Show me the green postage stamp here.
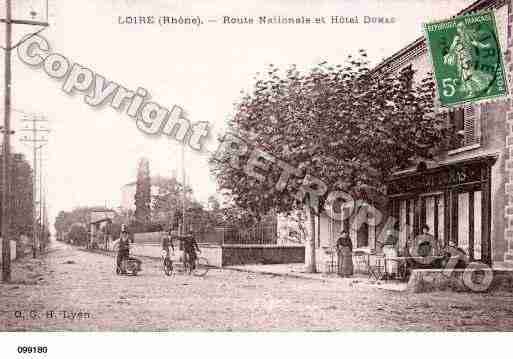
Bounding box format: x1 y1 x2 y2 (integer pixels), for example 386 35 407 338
424 11 509 108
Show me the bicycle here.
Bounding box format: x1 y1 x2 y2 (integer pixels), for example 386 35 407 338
183 252 210 277
161 249 173 276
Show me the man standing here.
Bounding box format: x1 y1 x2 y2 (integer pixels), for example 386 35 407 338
335 230 353 277
443 240 468 269
116 225 131 274
182 232 201 273
415 225 437 257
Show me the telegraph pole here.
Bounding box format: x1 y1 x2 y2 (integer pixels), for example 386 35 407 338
39 146 44 252
20 115 49 258
1 0 13 282
181 144 186 235
1 1 49 282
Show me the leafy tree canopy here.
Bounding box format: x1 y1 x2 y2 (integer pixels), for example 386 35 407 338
210 52 448 218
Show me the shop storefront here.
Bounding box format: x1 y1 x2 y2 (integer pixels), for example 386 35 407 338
387 155 497 265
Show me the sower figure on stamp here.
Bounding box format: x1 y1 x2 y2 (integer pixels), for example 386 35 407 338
443 21 493 98
336 230 353 277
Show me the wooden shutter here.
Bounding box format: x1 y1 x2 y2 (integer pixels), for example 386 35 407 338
463 105 477 145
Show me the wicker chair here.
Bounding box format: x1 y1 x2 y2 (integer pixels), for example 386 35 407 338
368 254 386 280
353 251 370 274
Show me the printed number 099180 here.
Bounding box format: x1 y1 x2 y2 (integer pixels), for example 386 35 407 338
17 346 48 354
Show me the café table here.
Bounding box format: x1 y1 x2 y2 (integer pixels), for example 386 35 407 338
382 256 445 281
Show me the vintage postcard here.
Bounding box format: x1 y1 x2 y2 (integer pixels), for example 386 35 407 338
0 0 512 357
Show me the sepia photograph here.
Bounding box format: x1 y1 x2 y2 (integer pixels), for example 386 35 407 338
0 0 513 356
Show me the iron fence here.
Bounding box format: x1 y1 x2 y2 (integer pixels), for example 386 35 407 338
221 224 277 245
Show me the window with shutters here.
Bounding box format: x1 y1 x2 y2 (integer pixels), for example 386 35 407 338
447 105 480 151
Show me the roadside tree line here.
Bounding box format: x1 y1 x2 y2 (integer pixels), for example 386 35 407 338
0 153 50 254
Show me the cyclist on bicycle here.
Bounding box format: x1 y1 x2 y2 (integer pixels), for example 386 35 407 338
182 232 200 271
162 231 175 259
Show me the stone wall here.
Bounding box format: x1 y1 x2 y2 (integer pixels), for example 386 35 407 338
222 245 305 266
133 231 164 245
129 243 303 267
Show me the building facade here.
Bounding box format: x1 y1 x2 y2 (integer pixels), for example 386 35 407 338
312 0 513 271
120 177 167 211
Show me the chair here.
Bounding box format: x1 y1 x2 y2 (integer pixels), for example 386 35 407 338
323 247 336 273
368 254 386 281
353 251 370 275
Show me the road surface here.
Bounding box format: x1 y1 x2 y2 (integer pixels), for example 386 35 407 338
1 242 513 330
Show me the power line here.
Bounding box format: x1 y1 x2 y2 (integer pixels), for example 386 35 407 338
19 114 49 259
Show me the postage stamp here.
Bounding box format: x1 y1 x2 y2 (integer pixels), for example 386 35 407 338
424 11 509 109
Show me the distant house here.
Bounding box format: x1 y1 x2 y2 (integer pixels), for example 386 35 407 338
120 175 174 211
89 210 116 248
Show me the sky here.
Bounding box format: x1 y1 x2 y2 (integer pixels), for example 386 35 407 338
0 0 474 226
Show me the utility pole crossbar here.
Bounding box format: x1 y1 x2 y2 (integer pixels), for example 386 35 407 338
0 19 49 27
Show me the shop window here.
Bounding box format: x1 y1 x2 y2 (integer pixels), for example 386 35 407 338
448 105 479 150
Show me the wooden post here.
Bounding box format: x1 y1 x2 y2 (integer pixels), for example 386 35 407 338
444 191 451 247
451 190 459 245
413 198 419 236
1 0 12 282
434 195 439 242
481 166 492 265
305 205 317 273
468 191 475 261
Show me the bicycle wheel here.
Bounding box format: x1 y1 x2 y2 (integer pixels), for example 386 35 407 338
163 257 173 276
193 257 209 277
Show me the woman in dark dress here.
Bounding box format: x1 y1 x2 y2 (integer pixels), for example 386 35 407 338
336 230 353 277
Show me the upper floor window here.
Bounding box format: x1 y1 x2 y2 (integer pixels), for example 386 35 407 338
399 64 414 90
447 105 480 150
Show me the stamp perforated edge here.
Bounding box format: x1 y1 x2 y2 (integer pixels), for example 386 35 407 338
421 9 511 112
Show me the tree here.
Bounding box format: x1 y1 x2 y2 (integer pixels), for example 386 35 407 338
54 206 110 239
54 211 69 239
67 224 88 245
218 205 260 228
207 195 221 211
0 154 34 254
10 154 34 237
210 53 448 272
134 157 151 226
151 176 193 230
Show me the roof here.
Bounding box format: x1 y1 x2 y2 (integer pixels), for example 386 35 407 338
90 218 113 225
